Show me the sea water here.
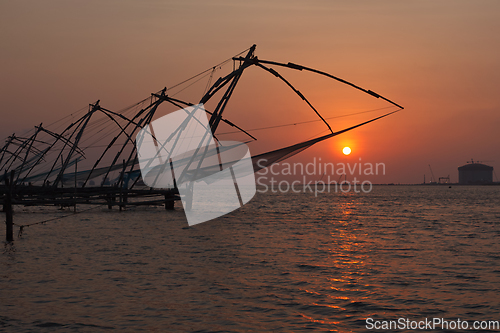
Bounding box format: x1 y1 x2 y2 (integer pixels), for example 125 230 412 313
1 185 500 332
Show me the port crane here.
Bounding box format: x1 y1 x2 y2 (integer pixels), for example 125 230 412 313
428 165 436 183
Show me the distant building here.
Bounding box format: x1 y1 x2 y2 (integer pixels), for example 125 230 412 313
458 161 493 184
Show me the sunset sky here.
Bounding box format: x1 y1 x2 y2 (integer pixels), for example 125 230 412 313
2 0 499 184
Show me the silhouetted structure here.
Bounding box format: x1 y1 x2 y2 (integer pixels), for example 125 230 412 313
458 160 493 184
1 45 403 214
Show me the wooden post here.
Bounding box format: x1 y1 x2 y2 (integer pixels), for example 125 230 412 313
165 194 175 210
119 159 125 212
107 192 113 209
165 160 176 208
4 170 14 243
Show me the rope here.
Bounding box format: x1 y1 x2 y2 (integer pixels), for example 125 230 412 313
167 46 251 93
203 67 217 96
217 105 397 135
170 71 214 97
14 205 101 237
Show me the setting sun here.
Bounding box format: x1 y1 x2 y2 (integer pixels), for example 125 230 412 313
342 146 351 155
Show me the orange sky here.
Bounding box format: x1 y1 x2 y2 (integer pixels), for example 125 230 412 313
1 0 500 183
